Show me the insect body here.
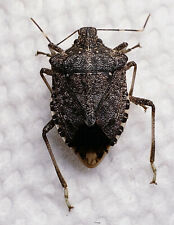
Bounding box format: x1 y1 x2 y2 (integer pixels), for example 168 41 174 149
31 15 157 211
50 27 130 168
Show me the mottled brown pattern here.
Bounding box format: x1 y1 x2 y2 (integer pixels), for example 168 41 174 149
96 69 128 141
49 27 129 157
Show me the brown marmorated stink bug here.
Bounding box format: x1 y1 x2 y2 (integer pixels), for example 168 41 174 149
31 14 157 211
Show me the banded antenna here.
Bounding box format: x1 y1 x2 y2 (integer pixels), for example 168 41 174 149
30 18 52 43
97 14 150 32
31 14 150 46
57 30 78 46
31 17 78 46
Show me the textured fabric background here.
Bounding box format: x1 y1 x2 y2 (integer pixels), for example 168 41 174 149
0 0 174 225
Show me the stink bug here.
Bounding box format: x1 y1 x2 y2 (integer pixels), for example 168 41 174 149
31 14 157 211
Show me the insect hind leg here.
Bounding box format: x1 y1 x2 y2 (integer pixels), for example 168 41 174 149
42 120 74 211
129 96 157 185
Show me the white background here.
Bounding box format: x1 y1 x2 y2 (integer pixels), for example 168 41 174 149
0 0 174 225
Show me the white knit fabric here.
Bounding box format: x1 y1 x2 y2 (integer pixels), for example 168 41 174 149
0 0 174 224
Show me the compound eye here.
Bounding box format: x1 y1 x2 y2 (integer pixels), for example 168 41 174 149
74 39 79 45
97 38 103 44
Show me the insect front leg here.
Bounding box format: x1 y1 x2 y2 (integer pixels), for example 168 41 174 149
113 42 128 51
35 44 65 57
42 120 74 211
35 51 52 57
113 42 141 53
123 43 141 53
129 96 157 185
48 43 67 56
40 68 54 93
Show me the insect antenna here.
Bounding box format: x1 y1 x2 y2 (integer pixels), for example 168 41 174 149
30 18 52 43
56 30 78 46
97 14 150 32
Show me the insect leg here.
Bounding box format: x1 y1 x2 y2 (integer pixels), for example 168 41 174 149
42 120 74 211
35 51 51 57
123 43 141 53
126 61 137 97
113 42 128 51
114 43 141 53
48 43 66 56
40 68 53 93
129 96 157 185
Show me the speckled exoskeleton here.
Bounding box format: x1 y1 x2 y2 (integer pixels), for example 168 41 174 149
31 14 156 211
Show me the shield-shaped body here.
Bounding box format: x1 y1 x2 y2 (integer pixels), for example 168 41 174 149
49 27 129 167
